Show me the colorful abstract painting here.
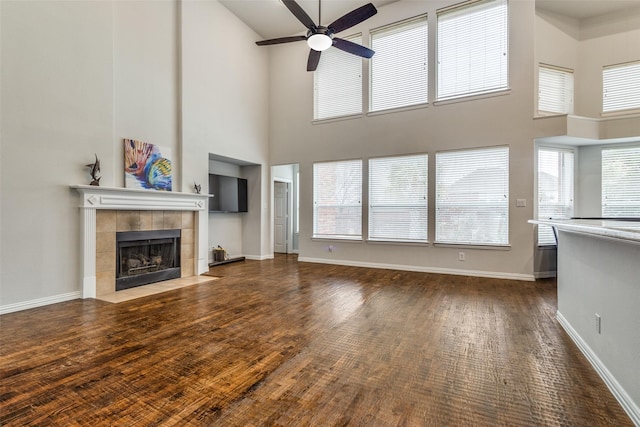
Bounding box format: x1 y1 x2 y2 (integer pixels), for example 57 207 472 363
124 139 172 191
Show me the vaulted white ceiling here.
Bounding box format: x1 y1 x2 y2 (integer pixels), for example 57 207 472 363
219 0 397 40
219 0 640 41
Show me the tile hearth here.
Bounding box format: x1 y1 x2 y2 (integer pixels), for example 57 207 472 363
96 275 218 303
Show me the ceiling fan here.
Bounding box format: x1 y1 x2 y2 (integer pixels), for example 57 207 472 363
255 0 377 72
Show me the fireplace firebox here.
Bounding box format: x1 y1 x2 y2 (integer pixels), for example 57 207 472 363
116 229 181 291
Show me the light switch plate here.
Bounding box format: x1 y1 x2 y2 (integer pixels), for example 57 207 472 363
516 199 526 207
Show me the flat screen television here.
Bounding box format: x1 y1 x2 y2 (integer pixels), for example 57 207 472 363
208 174 248 213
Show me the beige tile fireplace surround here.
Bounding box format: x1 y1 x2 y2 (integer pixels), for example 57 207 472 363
72 186 210 300
95 210 195 297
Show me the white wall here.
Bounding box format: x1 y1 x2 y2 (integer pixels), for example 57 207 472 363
533 7 640 276
1 0 114 306
534 10 579 115
268 0 537 279
577 9 640 118
535 8 640 119
181 0 270 261
114 0 180 188
557 231 640 421
0 0 270 309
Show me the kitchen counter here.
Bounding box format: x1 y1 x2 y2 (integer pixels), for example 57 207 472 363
529 218 640 425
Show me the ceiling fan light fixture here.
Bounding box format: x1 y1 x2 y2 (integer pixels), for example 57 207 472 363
307 33 332 51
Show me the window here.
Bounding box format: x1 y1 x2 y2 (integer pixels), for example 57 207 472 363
537 147 574 245
369 154 428 242
313 159 362 239
538 64 574 115
602 145 640 217
314 34 363 120
370 15 428 112
436 146 509 245
603 61 640 114
437 0 508 101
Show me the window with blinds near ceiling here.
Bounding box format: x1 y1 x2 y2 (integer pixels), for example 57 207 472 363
313 159 363 239
602 61 640 114
537 147 574 245
314 34 363 120
437 0 508 101
369 154 428 242
436 146 509 245
538 64 574 115
370 15 428 112
602 145 640 217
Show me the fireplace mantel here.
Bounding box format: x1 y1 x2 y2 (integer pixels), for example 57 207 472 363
71 185 210 298
71 185 209 211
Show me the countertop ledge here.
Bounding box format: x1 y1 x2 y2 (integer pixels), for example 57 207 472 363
529 219 640 245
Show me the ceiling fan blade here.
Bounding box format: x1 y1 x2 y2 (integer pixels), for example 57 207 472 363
328 3 377 34
307 49 322 72
282 0 317 30
256 35 307 46
333 37 375 58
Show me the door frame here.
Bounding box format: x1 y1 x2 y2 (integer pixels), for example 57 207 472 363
273 178 293 254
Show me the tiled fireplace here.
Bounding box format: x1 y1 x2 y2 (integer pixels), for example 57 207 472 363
72 186 209 298
96 210 192 296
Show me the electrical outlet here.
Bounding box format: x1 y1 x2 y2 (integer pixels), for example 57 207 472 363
458 252 465 261
595 313 601 334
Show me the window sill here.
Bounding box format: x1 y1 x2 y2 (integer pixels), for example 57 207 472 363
312 113 363 125
434 88 511 106
366 239 429 246
366 102 429 117
312 236 363 242
433 242 511 251
600 109 640 119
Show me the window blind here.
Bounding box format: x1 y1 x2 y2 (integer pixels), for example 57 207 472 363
603 61 640 114
602 145 640 217
368 154 428 242
313 159 362 239
436 146 509 245
538 65 574 115
537 148 574 245
314 34 363 120
370 15 428 112
437 0 508 101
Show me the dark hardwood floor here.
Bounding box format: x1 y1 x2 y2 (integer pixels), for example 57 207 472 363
0 255 632 426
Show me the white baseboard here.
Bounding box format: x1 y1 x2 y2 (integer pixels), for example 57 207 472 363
557 311 640 426
297 257 535 281
0 291 81 315
535 270 557 279
243 254 273 261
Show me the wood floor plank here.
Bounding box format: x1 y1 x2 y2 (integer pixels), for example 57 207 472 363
0 255 633 426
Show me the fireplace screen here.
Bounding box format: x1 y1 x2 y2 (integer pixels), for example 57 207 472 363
116 229 181 291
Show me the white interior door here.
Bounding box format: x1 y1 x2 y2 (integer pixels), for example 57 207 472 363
274 181 288 253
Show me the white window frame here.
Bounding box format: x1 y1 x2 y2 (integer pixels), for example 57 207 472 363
368 154 428 243
435 146 510 246
313 34 363 121
369 15 428 113
602 61 640 116
313 159 363 240
538 64 574 116
536 146 575 246
436 0 509 102
602 144 640 218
